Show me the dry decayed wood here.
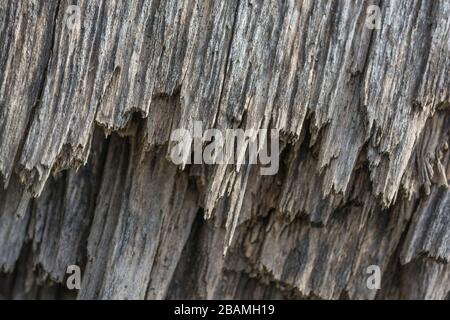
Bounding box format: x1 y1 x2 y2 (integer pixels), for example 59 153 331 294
0 0 449 300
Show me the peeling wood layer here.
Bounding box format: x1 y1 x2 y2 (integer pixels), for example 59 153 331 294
0 0 449 299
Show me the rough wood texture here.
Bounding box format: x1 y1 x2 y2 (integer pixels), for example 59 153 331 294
0 0 449 299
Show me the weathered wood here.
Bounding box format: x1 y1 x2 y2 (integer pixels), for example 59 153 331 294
0 0 449 299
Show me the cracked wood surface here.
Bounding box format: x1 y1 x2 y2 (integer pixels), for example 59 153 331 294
0 0 449 299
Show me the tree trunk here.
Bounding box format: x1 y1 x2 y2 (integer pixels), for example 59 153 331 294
0 0 449 300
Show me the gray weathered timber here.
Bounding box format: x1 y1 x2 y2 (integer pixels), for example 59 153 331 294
0 0 449 299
